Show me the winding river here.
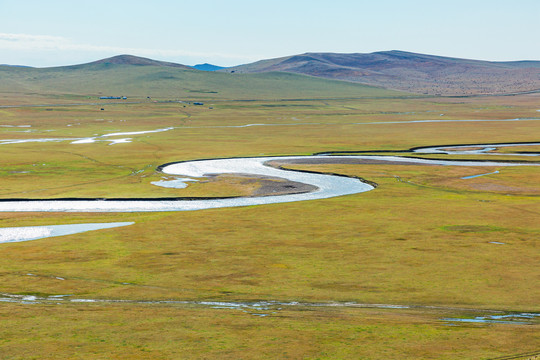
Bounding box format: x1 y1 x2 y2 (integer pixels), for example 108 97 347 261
1 142 539 323
0 143 538 212
413 142 540 156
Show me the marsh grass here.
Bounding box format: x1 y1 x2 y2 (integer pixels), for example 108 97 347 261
0 303 538 359
0 91 538 359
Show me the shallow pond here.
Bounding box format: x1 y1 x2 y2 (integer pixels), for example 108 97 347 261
0 222 134 243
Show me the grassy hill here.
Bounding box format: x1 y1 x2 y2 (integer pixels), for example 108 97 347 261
85 54 193 69
0 56 406 101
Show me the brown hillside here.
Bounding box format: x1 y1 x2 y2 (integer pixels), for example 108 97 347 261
222 51 540 95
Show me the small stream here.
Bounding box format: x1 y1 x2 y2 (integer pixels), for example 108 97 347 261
1 292 537 324
442 313 540 325
413 142 540 156
461 170 500 179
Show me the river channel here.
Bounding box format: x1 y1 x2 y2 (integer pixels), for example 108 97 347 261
0 142 538 212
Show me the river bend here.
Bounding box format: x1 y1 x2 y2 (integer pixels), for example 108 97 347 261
0 145 538 212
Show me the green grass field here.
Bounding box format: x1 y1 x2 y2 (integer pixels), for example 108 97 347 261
0 67 538 359
0 64 405 101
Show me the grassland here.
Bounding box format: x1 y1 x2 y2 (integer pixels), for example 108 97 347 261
0 71 538 359
0 63 404 101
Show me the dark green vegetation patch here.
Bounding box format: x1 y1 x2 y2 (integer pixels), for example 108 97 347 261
442 225 507 233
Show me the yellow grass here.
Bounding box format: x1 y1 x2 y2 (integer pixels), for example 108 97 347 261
0 92 538 359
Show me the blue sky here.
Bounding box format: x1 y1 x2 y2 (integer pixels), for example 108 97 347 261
1 0 539 67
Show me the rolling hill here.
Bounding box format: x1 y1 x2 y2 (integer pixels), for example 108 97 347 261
0 55 403 101
83 54 193 69
4 51 539 99
222 51 540 95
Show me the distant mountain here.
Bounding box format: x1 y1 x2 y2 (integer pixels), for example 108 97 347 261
0 55 402 100
81 54 192 69
192 63 225 71
0 64 32 68
221 51 540 95
5 52 540 96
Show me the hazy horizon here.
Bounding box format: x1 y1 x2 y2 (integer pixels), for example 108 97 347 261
4 49 540 69
2 0 540 67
